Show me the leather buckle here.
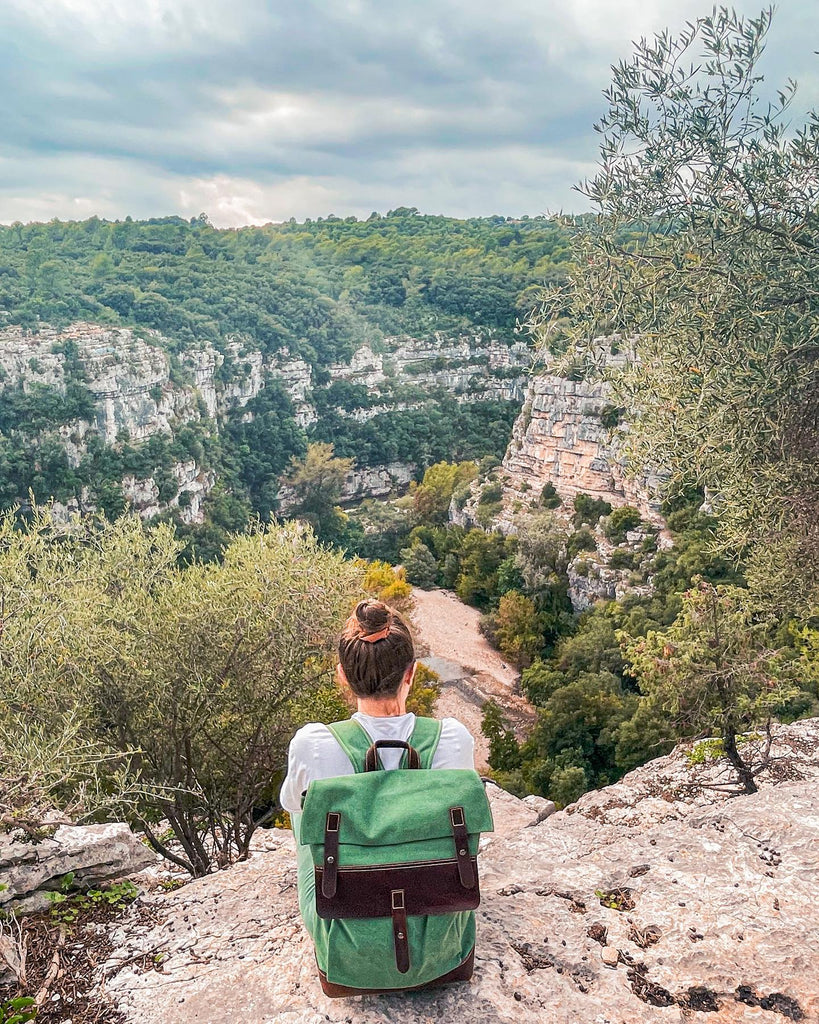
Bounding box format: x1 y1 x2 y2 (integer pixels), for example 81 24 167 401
326 812 340 832
449 805 476 889
390 889 410 973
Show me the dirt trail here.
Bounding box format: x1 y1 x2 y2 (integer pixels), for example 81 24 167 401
410 588 537 772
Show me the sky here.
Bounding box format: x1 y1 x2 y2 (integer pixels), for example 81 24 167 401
1 0 817 227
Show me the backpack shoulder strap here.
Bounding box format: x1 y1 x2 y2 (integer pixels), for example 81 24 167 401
327 716 443 772
326 719 372 774
409 716 443 770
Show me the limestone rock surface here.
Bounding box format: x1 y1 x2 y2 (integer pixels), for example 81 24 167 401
0 323 533 515
498 373 666 527
0 823 158 912
102 720 819 1024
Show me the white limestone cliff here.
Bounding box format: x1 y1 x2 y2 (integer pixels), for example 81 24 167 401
0 323 532 518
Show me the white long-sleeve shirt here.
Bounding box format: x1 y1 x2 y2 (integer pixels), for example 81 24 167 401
279 712 475 814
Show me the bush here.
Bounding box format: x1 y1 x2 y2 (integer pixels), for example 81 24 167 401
539 481 562 508
573 493 612 527
0 509 360 873
478 481 504 505
567 526 597 560
608 547 639 570
603 506 642 543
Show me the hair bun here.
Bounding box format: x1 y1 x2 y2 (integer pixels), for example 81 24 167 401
355 599 390 636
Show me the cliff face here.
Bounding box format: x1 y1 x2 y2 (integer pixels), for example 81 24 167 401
450 367 671 610
500 372 665 528
98 719 818 1024
0 323 531 518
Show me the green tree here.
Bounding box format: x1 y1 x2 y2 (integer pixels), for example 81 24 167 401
486 591 543 668
283 442 352 544
532 8 819 590
400 540 439 589
0 509 360 873
625 581 800 793
481 700 521 773
603 506 642 544
412 460 477 524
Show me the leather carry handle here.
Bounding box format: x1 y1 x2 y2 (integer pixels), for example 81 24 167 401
364 740 421 772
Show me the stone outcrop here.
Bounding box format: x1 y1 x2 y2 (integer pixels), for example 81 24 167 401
98 719 818 1023
0 823 157 913
566 525 659 612
329 334 532 411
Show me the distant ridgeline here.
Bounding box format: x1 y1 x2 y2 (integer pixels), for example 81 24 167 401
0 211 573 541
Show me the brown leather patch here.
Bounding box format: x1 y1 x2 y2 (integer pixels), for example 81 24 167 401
315 857 480 919
450 806 477 888
316 945 475 997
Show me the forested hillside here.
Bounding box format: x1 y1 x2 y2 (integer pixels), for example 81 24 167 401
0 212 573 545
0 210 570 357
0 211 649 554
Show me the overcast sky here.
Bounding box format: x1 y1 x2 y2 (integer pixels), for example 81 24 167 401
1 0 816 227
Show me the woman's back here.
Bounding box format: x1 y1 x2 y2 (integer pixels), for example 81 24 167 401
279 710 474 812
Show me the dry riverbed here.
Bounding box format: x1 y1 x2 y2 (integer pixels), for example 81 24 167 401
410 587 537 771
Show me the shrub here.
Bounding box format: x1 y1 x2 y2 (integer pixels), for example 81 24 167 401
539 481 562 509
608 547 639 570
603 506 642 543
0 509 360 874
573 492 612 527
567 526 597 560
478 481 504 505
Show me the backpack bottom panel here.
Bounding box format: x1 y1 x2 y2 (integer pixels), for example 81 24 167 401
316 944 475 998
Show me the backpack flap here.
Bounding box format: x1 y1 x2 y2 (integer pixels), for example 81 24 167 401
300 767 493 849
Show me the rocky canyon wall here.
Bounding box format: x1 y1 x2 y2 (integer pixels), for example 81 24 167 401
0 323 531 520
499 372 666 529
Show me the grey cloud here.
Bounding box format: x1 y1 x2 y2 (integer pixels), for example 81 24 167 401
1 0 817 224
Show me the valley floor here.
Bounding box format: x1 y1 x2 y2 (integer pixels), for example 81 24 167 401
410 587 537 771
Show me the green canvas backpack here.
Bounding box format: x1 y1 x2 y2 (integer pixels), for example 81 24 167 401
293 716 494 996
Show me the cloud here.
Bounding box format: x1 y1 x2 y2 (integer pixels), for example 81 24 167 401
1 0 817 225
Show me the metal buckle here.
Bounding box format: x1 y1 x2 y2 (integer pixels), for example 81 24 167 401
391 889 405 911
450 806 465 828
326 812 340 832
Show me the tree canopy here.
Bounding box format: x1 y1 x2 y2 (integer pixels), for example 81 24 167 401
530 7 819 595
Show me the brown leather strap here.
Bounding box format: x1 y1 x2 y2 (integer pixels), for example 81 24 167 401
391 889 410 973
322 812 340 898
450 806 476 889
364 740 421 772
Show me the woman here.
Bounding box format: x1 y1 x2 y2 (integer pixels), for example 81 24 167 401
280 598 485 996
279 598 474 812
